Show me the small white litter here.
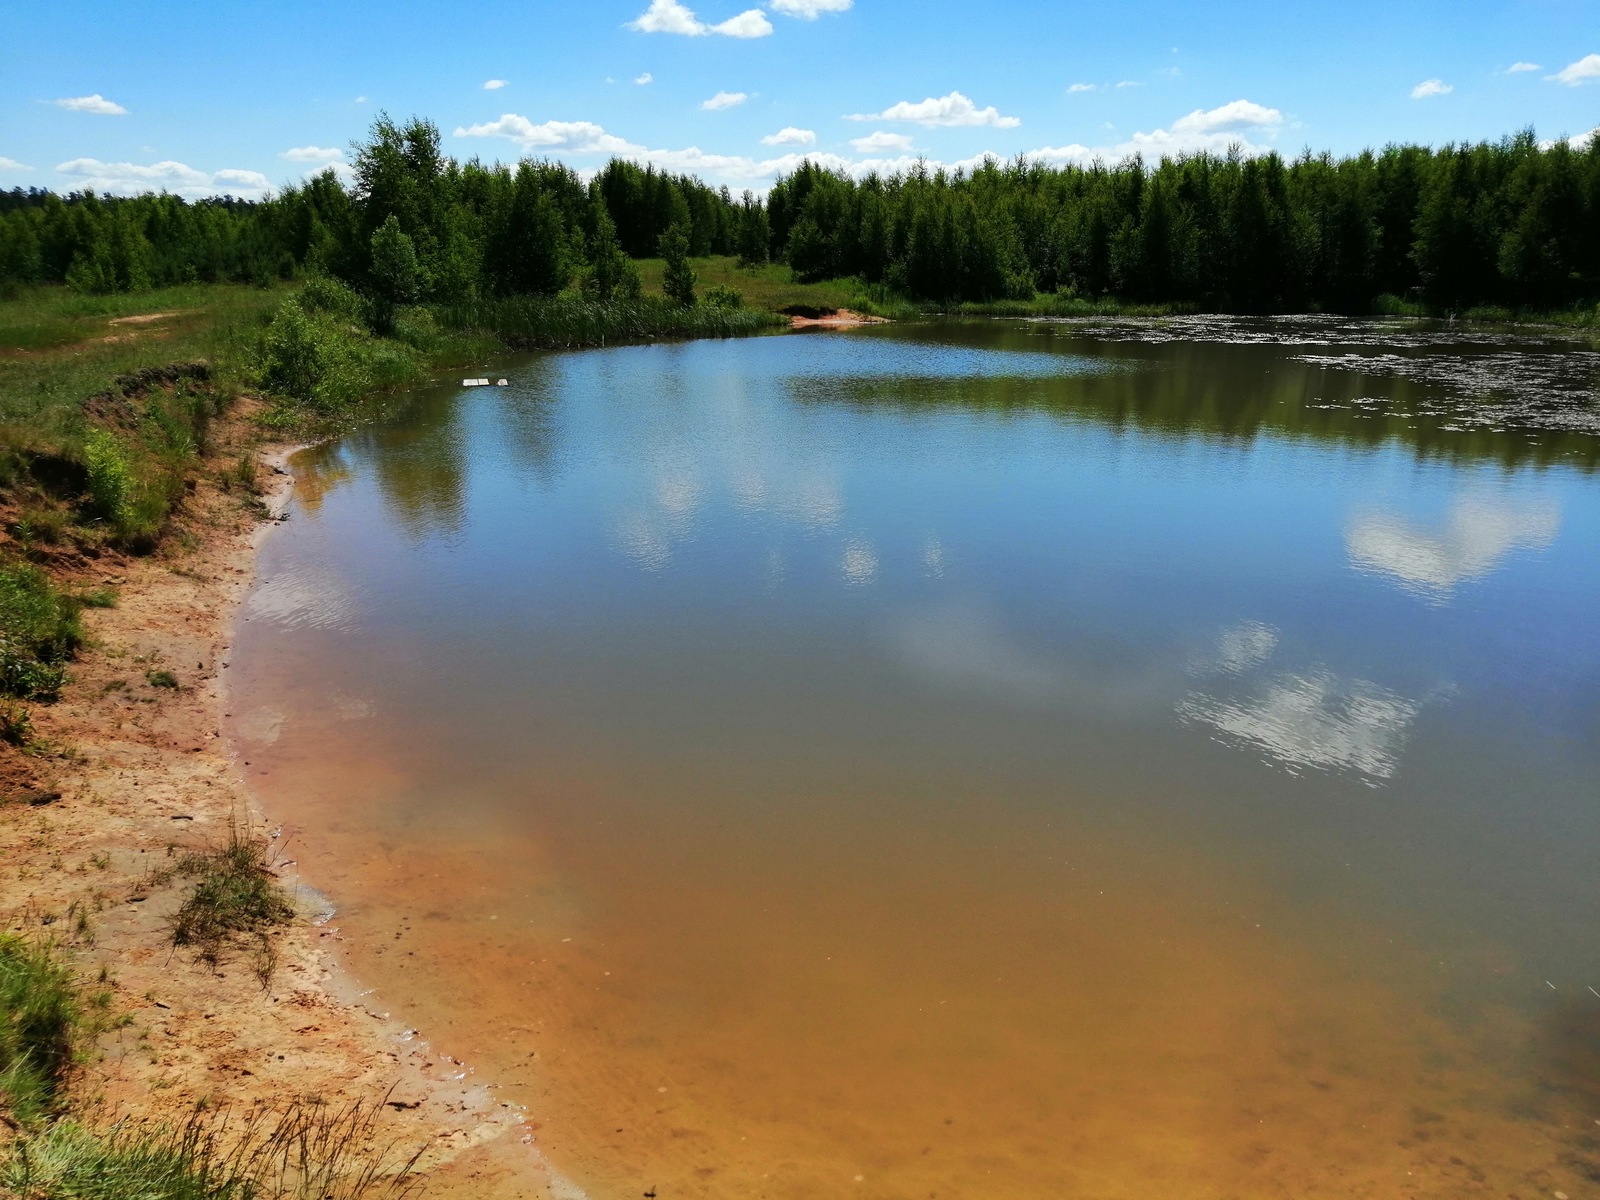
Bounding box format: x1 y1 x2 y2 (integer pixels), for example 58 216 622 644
496 378 509 386
462 377 491 387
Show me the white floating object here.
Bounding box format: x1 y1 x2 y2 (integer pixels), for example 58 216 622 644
461 377 491 387
496 378 509 386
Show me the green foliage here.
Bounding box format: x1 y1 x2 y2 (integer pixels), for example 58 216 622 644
81 427 132 525
0 562 82 700
581 204 642 303
0 936 79 1124
766 132 1600 310
659 224 697 307
146 668 178 689
702 283 744 309
438 295 782 350
6 120 1599 315
295 273 365 322
369 216 423 305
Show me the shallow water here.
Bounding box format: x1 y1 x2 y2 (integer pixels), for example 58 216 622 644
232 318 1600 1198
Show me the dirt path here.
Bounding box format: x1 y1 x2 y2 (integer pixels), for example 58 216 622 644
0 402 571 1198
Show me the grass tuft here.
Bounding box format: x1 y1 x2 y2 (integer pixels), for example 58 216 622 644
171 828 294 979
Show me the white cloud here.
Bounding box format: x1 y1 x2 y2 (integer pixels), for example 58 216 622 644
1411 78 1453 98
1028 97 1284 165
1549 53 1600 85
281 145 344 163
702 90 748 110
635 72 654 85
1067 82 1097 93
483 79 509 90
712 9 774 36
55 157 272 199
52 94 128 115
1506 61 1541 73
627 0 773 37
354 95 368 104
0 156 33 172
1171 99 1284 134
453 115 638 154
1538 125 1600 149
847 90 1020 128
1115 80 1142 89
769 0 851 16
850 130 914 152
761 126 815 145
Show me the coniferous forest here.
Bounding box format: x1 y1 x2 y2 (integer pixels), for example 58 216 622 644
2 116 1598 314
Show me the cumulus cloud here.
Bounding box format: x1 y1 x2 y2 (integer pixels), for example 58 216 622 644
1170 98 1283 134
453 115 638 154
635 72 653 84
769 0 851 16
702 90 748 110
1411 78 1453 98
52 94 127 115
850 130 914 152
761 126 815 145
281 145 344 163
847 90 1020 128
1067 82 1097 93
0 157 33 172
1115 80 1142 88
56 157 271 199
1029 97 1284 165
1506 61 1541 73
1549 53 1600 85
627 0 773 37
483 79 508 90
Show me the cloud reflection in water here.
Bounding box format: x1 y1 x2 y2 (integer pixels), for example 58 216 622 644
1179 621 1422 783
1346 494 1559 600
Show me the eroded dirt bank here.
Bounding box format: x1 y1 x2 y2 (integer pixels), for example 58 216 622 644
0 401 571 1199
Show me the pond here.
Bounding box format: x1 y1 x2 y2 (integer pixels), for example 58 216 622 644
232 317 1600 1199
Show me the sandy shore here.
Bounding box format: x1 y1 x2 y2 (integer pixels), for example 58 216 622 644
0 401 571 1198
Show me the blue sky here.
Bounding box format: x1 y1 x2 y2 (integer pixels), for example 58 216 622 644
2 0 1597 198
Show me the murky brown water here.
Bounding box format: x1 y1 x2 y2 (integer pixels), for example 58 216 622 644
232 320 1600 1198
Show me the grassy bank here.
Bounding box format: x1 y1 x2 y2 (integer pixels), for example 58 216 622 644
437 293 783 349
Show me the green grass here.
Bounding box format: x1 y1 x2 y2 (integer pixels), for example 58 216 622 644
0 561 83 701
171 828 295 980
634 256 864 313
0 284 283 453
2 1099 424 1200
0 936 81 1125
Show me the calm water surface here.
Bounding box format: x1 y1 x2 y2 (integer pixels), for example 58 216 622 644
232 319 1600 1199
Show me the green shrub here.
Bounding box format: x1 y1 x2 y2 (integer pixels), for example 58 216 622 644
0 562 82 700
81 428 132 526
702 284 743 309
0 936 79 1124
294 274 365 323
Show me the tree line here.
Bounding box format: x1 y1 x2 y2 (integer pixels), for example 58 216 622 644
769 130 1600 311
3 116 1597 313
